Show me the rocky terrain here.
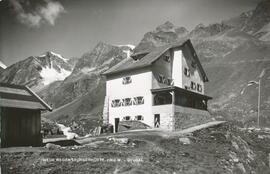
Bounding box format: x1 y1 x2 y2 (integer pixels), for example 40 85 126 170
1 122 270 173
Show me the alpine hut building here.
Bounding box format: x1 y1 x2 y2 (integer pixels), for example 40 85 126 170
103 39 213 132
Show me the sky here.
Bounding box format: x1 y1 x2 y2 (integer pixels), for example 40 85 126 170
0 0 261 66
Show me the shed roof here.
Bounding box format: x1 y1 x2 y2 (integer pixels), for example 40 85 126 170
103 39 208 82
0 83 52 111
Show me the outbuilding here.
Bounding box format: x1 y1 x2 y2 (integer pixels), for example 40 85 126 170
0 83 52 147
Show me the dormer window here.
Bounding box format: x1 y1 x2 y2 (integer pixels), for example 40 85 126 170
122 76 132 84
184 68 190 77
163 55 171 63
191 81 196 90
197 84 202 92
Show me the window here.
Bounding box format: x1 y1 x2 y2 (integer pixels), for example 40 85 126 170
135 115 144 121
158 74 165 84
184 68 190 77
167 78 174 86
122 76 132 84
163 55 171 63
158 74 173 85
191 81 196 90
184 86 190 90
111 99 122 107
123 98 132 106
133 96 144 105
197 84 202 92
123 116 131 121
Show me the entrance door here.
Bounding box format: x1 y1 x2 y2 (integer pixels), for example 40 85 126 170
114 118 120 133
154 114 160 128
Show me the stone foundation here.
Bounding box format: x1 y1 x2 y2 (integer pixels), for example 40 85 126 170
174 106 213 130
160 113 175 130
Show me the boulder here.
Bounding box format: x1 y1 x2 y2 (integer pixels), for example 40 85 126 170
179 137 191 145
45 143 61 150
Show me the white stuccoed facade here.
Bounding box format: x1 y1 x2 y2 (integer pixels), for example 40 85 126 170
105 68 154 129
103 40 212 132
172 50 183 88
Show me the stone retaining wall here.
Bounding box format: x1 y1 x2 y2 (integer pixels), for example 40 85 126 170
174 106 213 130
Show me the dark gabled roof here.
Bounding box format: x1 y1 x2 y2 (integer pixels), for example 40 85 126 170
0 83 52 111
103 39 209 82
103 44 171 75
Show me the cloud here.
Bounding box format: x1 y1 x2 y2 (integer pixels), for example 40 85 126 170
8 0 65 28
18 12 42 27
40 1 65 26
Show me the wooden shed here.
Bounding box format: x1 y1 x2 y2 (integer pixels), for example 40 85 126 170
0 83 52 147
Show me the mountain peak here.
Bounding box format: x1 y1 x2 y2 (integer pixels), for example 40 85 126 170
156 21 175 31
194 23 206 30
96 41 112 48
242 0 270 34
39 51 68 63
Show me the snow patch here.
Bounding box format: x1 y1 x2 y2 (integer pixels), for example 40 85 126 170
40 51 68 62
57 123 79 139
0 60 7 69
50 51 67 60
81 67 96 73
117 44 135 58
40 65 71 85
123 50 132 58
117 44 135 50
102 57 115 65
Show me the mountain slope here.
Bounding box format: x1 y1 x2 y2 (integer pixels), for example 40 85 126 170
0 51 73 91
41 42 131 133
224 0 270 41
